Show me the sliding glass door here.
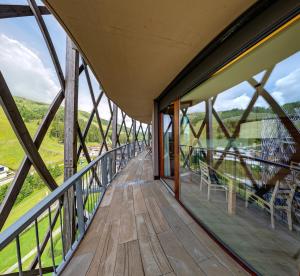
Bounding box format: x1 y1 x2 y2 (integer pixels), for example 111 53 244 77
160 104 175 191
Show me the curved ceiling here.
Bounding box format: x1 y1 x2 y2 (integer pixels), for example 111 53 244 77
44 0 256 123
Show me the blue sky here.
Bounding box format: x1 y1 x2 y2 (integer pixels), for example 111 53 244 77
0 2 299 121
187 51 300 114
0 5 115 120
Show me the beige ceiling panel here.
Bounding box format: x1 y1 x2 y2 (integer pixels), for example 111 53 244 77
44 0 255 123
182 19 300 104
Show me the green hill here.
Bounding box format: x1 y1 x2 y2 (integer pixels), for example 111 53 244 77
0 97 112 171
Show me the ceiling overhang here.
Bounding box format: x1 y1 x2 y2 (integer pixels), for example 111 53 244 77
44 0 256 123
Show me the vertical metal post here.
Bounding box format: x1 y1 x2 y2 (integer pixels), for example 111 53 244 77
102 156 108 187
112 104 118 174
108 154 113 182
152 100 160 179
206 98 213 167
16 235 23 276
63 36 79 253
132 120 136 156
127 143 130 161
147 124 151 147
75 179 84 237
174 99 180 200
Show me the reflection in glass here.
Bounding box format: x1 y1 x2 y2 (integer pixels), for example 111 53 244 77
179 20 300 275
161 104 175 191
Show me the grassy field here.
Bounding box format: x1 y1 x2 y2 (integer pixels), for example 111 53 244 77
0 97 127 273
0 97 106 231
0 108 64 171
0 208 63 273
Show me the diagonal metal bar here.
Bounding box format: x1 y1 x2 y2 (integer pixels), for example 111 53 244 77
107 98 113 116
0 73 58 189
214 89 259 170
0 4 50 19
128 120 134 142
213 108 258 188
77 92 102 159
117 111 130 145
140 124 147 144
77 122 101 186
79 64 84 75
183 146 194 168
82 59 109 152
99 116 112 155
27 0 64 89
121 112 130 141
249 78 300 145
0 90 64 230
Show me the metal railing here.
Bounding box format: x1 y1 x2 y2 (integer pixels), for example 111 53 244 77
180 145 300 187
0 142 145 276
180 145 300 227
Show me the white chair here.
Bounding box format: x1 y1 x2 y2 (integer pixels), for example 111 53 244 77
245 179 296 231
199 160 228 201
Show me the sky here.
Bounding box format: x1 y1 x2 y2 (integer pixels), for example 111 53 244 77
188 51 300 113
0 1 113 120
0 2 299 121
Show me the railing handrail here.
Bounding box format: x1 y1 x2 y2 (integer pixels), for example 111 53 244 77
0 142 137 250
179 144 300 172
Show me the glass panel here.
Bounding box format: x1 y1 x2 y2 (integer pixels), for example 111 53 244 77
161 104 175 191
179 19 300 275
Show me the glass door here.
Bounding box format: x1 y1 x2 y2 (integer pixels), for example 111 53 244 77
160 104 175 191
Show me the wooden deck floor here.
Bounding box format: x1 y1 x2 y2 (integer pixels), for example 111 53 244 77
62 153 248 276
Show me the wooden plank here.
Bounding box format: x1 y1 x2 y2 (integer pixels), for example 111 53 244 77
158 230 205 276
136 214 173 275
114 240 144 276
62 253 94 276
141 182 156 199
198 257 233 276
122 183 128 201
188 222 248 275
155 181 194 224
136 214 172 275
133 185 147 215
127 184 133 201
101 185 115 207
151 182 212 264
107 188 123 222
138 231 173 276
119 200 137 244
136 213 156 239
87 219 120 276
145 197 170 234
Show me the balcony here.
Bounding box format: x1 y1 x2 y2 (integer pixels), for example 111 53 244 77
62 152 247 276
0 1 299 275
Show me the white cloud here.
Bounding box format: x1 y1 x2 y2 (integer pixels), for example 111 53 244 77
270 68 300 105
0 34 114 121
214 93 251 111
0 34 59 103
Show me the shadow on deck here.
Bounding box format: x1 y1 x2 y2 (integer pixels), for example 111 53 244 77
62 152 247 276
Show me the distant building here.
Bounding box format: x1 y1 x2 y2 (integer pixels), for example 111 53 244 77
88 146 100 158
261 109 300 183
0 165 9 179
